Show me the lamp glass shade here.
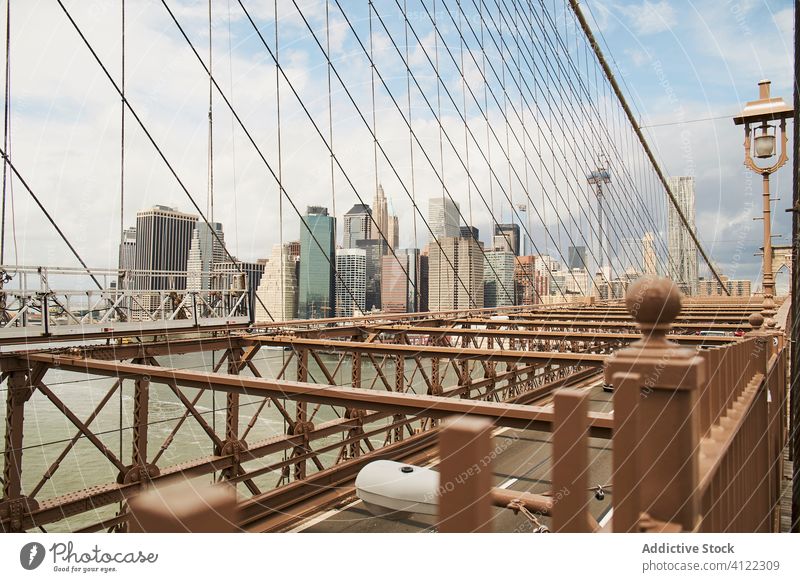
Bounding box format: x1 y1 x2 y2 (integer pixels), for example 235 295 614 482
754 134 776 158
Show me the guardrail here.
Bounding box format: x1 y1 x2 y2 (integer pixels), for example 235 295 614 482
0 265 250 340
436 277 789 532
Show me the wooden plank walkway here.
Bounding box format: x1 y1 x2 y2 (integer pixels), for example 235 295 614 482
779 446 794 532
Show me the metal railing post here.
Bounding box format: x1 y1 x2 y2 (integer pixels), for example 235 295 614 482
437 415 493 533
605 276 705 531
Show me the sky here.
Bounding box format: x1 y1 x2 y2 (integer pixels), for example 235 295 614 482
583 0 795 288
0 0 795 290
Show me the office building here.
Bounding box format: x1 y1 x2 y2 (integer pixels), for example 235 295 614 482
667 176 699 294
372 184 389 245
255 244 298 322
419 252 429 312
335 249 367 317
697 276 752 297
387 214 399 251
298 206 336 319
428 197 460 241
484 249 516 307
565 268 591 296
460 226 479 241
186 221 226 292
567 245 588 271
381 248 421 314
514 256 548 305
356 239 387 311
428 236 483 311
133 206 197 309
643 232 658 276
493 223 521 256
118 226 137 291
343 203 372 249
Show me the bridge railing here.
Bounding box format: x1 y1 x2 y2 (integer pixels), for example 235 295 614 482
436 277 789 532
0 265 251 339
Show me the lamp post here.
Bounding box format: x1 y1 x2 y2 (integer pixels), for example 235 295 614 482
733 80 793 323
588 165 611 298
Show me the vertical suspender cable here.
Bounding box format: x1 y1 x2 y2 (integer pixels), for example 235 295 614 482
208 0 214 223
226 0 239 256
1 0 9 267
567 0 729 294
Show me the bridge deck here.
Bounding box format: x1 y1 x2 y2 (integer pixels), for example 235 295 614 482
288 381 613 533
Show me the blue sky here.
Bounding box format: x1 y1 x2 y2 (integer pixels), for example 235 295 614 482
582 0 794 287
2 0 795 290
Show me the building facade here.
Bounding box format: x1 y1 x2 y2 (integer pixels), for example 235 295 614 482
343 203 372 249
428 197 460 241
514 256 547 305
335 249 367 317
298 206 336 319
371 184 389 244
428 236 483 311
118 226 137 291
460 226 479 241
567 245 588 271
484 249 516 307
642 232 658 276
697 276 752 297
133 205 197 298
381 248 421 314
493 223 520 256
186 221 226 292
667 176 699 295
255 244 298 322
355 239 386 312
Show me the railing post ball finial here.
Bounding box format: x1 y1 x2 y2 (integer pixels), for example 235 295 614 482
748 312 764 331
624 276 682 345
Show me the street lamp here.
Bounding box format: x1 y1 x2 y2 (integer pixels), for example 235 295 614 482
733 80 793 323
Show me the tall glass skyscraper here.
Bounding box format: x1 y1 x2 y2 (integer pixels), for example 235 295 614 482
298 206 336 319
428 197 460 241
667 176 698 295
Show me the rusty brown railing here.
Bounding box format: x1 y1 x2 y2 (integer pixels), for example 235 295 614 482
436 277 789 533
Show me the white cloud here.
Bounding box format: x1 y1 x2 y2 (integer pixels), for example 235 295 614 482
628 1 677 35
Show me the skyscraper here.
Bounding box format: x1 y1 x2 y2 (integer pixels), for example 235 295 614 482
514 256 547 305
298 206 336 319
134 205 197 299
372 184 389 244
642 232 658 276
667 176 699 294
356 238 387 311
255 244 298 322
493 223 520 256
484 249 516 307
335 249 366 317
460 226 479 240
186 221 225 291
428 236 483 311
387 214 399 251
118 226 137 291
567 245 588 271
381 248 421 313
343 203 372 248
428 197 460 241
